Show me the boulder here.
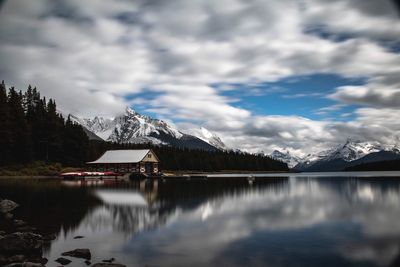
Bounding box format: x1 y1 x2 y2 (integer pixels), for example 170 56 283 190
62 248 91 260
0 232 43 253
73 235 84 239
55 257 72 265
0 200 19 213
91 264 126 267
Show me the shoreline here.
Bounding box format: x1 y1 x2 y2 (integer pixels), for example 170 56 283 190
0 171 294 179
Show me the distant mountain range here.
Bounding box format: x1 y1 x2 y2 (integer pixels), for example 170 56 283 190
68 107 399 171
69 107 227 151
270 140 400 171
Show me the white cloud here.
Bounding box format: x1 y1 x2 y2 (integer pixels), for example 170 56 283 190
1 0 400 154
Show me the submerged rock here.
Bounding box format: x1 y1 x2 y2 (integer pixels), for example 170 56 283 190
55 257 72 265
0 200 19 214
61 248 91 260
0 232 43 253
91 263 126 267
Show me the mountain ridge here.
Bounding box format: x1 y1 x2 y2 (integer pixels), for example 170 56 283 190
270 139 400 171
68 107 227 151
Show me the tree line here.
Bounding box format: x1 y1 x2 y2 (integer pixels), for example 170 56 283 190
88 141 288 172
0 81 288 172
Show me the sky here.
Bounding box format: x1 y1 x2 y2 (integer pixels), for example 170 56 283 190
1 0 400 156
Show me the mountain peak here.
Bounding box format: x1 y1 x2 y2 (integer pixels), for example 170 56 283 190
270 150 301 168
68 108 225 151
184 127 227 150
125 106 136 115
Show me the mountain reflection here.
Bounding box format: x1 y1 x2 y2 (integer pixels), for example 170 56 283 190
78 178 288 235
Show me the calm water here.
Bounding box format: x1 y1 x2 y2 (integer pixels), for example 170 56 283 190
1 172 400 267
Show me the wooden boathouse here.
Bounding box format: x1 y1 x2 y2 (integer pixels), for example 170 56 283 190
87 149 160 175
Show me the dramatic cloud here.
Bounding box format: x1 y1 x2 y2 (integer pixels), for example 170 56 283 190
1 0 400 154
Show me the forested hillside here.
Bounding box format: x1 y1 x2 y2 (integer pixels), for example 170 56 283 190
0 81 288 172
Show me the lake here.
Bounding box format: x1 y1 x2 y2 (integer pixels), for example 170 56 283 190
1 172 400 267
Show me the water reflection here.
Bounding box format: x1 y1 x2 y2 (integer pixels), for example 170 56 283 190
1 176 400 267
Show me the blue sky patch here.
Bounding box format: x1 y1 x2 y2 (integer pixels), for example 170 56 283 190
214 74 365 121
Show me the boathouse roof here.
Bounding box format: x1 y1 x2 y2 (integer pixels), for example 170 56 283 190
87 149 158 164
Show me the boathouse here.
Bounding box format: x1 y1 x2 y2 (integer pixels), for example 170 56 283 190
87 149 160 174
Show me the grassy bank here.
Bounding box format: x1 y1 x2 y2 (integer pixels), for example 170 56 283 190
0 161 81 176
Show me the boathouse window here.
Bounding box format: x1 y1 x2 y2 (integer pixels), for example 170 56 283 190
148 154 152 158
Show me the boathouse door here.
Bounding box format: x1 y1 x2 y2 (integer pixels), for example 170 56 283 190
145 162 153 173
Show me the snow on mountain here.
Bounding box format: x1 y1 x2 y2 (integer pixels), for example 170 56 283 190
108 107 184 144
271 139 400 169
185 127 227 150
296 139 400 170
69 107 224 151
326 140 380 161
69 114 115 140
270 150 302 168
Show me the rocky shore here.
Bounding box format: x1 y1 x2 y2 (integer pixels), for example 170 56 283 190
0 199 126 267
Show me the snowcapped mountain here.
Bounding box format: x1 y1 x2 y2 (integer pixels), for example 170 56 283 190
185 127 227 150
319 140 391 162
69 107 225 151
294 139 400 171
270 150 302 168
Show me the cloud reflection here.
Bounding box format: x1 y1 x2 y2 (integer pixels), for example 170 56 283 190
45 178 400 267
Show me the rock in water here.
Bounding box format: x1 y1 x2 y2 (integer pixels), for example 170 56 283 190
55 257 72 265
62 248 91 260
0 232 43 252
91 264 127 267
0 199 19 213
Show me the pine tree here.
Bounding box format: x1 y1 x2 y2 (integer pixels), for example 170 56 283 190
0 81 12 164
7 87 32 162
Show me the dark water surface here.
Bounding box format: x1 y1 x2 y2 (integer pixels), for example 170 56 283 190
1 174 400 267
